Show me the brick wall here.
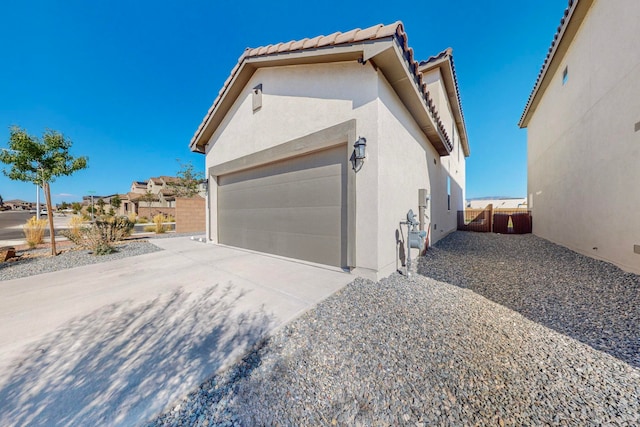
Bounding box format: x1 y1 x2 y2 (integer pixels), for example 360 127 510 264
175 196 206 233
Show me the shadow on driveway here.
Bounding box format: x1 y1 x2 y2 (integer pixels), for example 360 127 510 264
418 232 640 368
0 283 272 427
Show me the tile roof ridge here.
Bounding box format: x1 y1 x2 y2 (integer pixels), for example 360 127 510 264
519 0 581 126
418 47 468 152
191 21 456 153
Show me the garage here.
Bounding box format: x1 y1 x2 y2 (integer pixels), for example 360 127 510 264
217 144 348 268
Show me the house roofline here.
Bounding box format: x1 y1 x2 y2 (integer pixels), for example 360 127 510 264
190 22 459 156
418 48 470 157
519 0 595 128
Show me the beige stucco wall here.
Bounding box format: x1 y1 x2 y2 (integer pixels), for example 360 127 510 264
205 59 466 280
527 0 640 274
375 69 465 278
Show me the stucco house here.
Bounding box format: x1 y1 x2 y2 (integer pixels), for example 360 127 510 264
519 0 640 274
190 22 469 280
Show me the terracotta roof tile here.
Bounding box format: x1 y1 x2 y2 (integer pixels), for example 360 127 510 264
335 28 359 44
418 47 467 153
519 0 579 126
191 21 454 152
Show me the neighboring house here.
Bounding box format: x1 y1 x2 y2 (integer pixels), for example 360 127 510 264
519 0 640 274
130 181 148 194
467 197 527 210
189 22 469 280
3 199 33 210
106 177 182 216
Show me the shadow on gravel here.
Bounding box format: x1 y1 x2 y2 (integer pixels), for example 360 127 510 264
0 283 273 427
418 232 640 368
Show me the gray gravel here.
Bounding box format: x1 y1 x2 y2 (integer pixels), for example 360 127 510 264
0 240 162 281
148 232 640 426
418 232 640 368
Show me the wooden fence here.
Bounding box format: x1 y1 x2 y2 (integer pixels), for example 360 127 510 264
457 205 532 234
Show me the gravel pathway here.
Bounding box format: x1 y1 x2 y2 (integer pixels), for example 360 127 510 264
0 240 162 281
148 233 640 426
418 232 640 368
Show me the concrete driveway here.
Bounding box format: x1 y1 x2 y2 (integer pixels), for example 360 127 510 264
0 237 354 426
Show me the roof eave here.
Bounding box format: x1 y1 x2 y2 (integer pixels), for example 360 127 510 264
519 0 594 128
377 39 452 155
419 55 470 157
190 36 452 156
189 44 365 154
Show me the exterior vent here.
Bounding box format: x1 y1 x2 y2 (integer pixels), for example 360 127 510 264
634 244 640 254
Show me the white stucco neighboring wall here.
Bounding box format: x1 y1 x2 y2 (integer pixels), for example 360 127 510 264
526 0 640 274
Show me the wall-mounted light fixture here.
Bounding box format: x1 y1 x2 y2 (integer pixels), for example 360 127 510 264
351 136 367 172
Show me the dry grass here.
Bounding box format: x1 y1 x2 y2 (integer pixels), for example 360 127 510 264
153 214 166 234
23 217 48 248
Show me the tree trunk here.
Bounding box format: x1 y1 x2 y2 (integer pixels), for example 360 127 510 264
43 181 57 256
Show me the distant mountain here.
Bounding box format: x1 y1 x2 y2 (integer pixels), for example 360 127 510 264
467 196 525 201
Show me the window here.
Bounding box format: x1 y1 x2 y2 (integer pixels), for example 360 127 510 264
562 66 568 85
447 176 451 211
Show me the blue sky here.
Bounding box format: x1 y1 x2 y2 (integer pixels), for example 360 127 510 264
0 0 567 203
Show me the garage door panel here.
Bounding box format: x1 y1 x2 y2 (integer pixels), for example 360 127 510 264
220 229 341 267
217 144 346 267
219 173 342 210
218 206 342 236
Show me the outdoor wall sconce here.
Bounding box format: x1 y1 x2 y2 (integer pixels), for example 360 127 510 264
351 136 367 172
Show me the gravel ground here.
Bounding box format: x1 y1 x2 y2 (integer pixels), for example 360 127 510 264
148 232 640 426
0 239 162 281
418 232 640 368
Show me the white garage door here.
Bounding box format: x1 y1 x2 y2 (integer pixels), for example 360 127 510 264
217 144 347 267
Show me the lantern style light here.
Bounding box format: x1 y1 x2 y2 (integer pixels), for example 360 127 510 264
351 137 367 171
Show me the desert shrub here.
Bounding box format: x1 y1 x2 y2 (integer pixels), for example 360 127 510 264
137 216 149 224
143 225 156 232
69 215 86 235
153 214 166 234
23 216 47 248
127 212 137 223
165 214 175 222
61 216 133 255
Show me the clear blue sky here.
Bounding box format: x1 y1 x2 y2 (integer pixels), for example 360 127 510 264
0 0 567 203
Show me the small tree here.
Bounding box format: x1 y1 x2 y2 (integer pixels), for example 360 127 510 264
96 198 105 215
141 191 155 217
59 201 69 210
71 201 82 214
0 126 88 255
110 194 122 213
167 159 205 197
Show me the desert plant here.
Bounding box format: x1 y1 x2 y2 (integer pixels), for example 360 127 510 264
137 216 149 224
71 202 82 214
1 126 88 256
69 215 86 239
165 214 175 222
23 216 48 248
108 207 115 216
127 212 137 223
61 216 133 255
153 213 166 234
143 225 156 232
